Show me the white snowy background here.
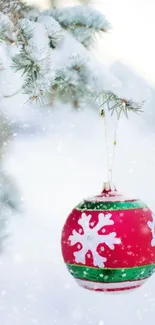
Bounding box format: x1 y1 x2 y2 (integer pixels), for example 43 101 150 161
1 0 155 324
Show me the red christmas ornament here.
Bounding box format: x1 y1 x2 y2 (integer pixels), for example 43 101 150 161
61 182 155 293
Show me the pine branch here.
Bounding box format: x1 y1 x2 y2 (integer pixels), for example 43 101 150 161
23 72 54 104
0 0 144 115
0 0 21 14
45 5 111 47
0 0 30 16
98 91 143 118
12 19 52 83
0 12 15 43
37 15 64 48
53 61 95 105
50 5 110 30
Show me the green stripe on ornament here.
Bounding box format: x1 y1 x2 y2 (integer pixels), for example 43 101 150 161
66 263 155 283
76 200 148 211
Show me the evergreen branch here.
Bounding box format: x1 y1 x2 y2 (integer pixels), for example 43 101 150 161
49 5 110 31
0 0 145 114
23 71 54 105
51 52 94 103
44 5 111 47
12 50 40 77
0 0 29 17
53 71 95 106
4 35 16 44
37 15 64 48
98 91 143 117
0 0 21 14
64 22 107 31
0 12 15 42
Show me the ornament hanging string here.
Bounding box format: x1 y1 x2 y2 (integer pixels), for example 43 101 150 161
101 101 124 183
101 109 110 182
110 105 123 182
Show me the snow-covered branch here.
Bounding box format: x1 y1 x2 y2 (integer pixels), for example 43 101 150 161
45 5 111 47
0 1 142 110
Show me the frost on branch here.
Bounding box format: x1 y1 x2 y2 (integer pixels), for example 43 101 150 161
0 0 142 110
97 91 144 118
52 53 95 106
0 12 15 42
0 0 24 15
46 5 111 47
13 19 54 101
38 15 64 48
69 212 121 267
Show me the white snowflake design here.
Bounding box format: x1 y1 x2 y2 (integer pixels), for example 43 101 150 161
147 213 155 247
69 212 121 267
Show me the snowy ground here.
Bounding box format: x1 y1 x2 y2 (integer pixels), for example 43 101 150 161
0 104 155 324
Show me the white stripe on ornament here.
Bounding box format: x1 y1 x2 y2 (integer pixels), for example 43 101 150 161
86 196 136 202
76 278 146 290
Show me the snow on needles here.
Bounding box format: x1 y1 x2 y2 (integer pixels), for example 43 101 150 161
0 3 123 104
47 5 111 31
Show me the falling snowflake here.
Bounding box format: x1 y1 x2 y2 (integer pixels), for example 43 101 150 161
148 213 155 247
69 212 121 267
